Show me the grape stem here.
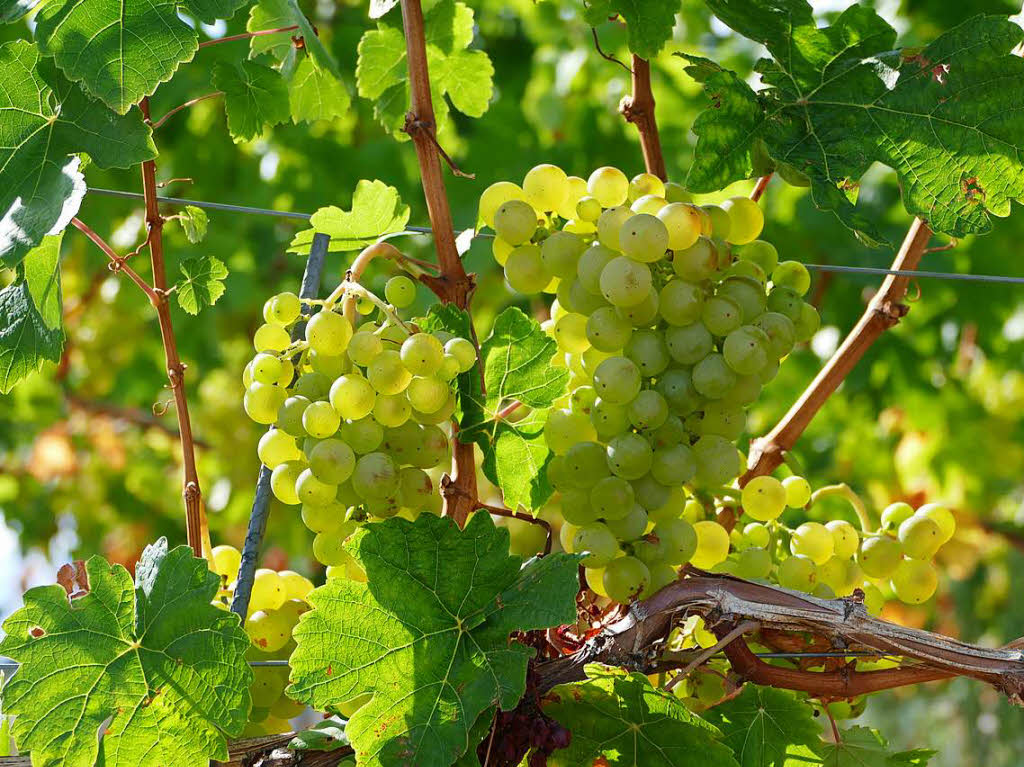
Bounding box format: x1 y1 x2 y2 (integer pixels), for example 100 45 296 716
809 483 874 533
749 174 773 202
741 217 933 492
619 56 667 181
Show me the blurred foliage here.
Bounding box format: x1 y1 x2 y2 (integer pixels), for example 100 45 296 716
1 1 1024 763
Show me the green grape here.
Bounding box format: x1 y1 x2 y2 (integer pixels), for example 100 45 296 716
479 181 526 228
270 695 306 721
347 331 383 366
856 535 902 578
702 295 743 336
251 353 284 385
742 523 771 549
406 376 449 414
700 205 731 238
630 194 667 216
397 466 434 508
720 196 764 244
352 452 400 500
302 400 340 439
606 433 653 480
270 461 305 505
563 441 611 488
366 494 401 519
753 312 796 359
545 409 597 455
553 312 590 353
254 323 291 353
649 414 685 450
772 261 811 295
600 257 652 308
777 555 817 591
616 288 660 326
257 430 301 469
722 326 770 376
586 307 633 352
381 422 425 465
308 350 345 379
659 280 704 326
596 206 632 250
444 338 477 373
585 566 609 597
523 163 569 211
916 503 955 543
296 468 337 506
437 354 460 381
276 395 309 437
559 488 600 525
627 390 669 431
341 417 383 454
416 425 449 468
642 562 678 599
573 522 620 567
741 476 787 521
588 166 629 207
250 568 287 611
264 292 302 326
603 556 651 603
590 476 635 520
721 374 761 407
651 444 696 486
367 350 412 395
576 195 603 222
571 385 598 414
726 260 767 284
492 237 514 266
793 303 821 342
718 277 767 323
691 520 730 569
399 333 443 377
576 243 616 295
790 522 834 564
292 372 330 402
664 323 713 365
312 530 350 566
657 202 702 251
735 547 773 579
384 276 416 308
738 240 779 274
541 231 585 279
818 557 860 596
766 287 802 322
245 609 292 652
591 398 631 439
898 515 943 559
628 173 665 201
662 182 689 203
655 368 702 415
880 501 914 531
565 278 609 315
632 473 670 510
692 353 737 399
493 199 538 245
244 383 286 425
504 244 550 294
891 559 937 604
826 520 860 559
673 237 719 282
606 503 649 540
412 391 456 425
624 329 669 376
305 311 353 356
301 500 348 534
373 392 411 427
698 401 745 440
782 475 811 508
654 518 698 565
308 439 356 484
619 214 669 262
592 356 642 404
329 374 376 421
211 545 241 584
693 435 741 486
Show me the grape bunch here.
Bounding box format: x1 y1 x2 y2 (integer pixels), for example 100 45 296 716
209 545 314 735
477 164 820 603
240 273 477 571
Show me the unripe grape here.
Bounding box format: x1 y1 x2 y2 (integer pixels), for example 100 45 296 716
742 523 770 549
596 206 632 250
590 476 635 520
619 214 669 262
563 441 611 488
385 276 416 308
718 277 767 323
898 515 943 559
650 443 696 486
891 559 937 604
586 307 633 352
691 520 730 569
753 312 796 359
856 535 901 578
592 356 642 404
738 240 779 275
309 350 345 378
735 547 773 579
605 432 653 480
347 331 383 366
301 501 348 534
741 476 787 521
254 323 291 353
587 166 629 207
702 295 743 336
523 163 570 212
305 311 353 356
665 323 713 365
505 244 549 294
794 303 821 342
697 401 745 440
692 353 737 399
723 325 770 376
591 398 630 439
573 522 619 567
251 353 284 385
606 504 649 540
493 199 538 245
826 520 860 559
720 196 764 244
603 556 651 603
916 503 955 543
693 435 741 487
400 333 444 376
790 522 834 564
659 280 704 326
258 429 302 469
632 473 671 511
772 261 811 296
777 555 817 591
479 181 525 228
211 545 242 583
766 287 802 322
624 329 669 376
270 461 305 505
627 390 670 431
880 501 914 532
643 562 679 598
302 400 340 439
655 518 698 565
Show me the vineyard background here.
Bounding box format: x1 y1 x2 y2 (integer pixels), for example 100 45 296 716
3 0 1024 764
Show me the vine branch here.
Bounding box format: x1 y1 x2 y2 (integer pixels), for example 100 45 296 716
742 217 933 485
399 0 477 526
619 56 666 181
151 91 224 131
197 25 300 49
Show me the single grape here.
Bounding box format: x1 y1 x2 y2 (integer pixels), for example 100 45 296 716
627 390 670 431
898 515 943 559
649 414 685 450
655 518 698 565
698 401 745 440
603 556 651 603
573 522 620 567
211 545 242 583
778 476 810 509
915 503 955 543
655 368 702 415
577 195 603 222
373 392 411 427
444 338 477 373
257 429 302 469
625 329 670 377
606 503 649 540
523 163 570 212
772 261 811 296
766 286 802 322
631 194 668 216
826 520 860 559
591 398 631 439
586 306 633 352
597 206 632 251
399 333 443 377
590 475 636 520
301 500 348 534
880 501 914 531
741 476 787 521
691 520 730 569
264 292 302 326
592 356 642 404
817 557 860 596
352 452 400 500
585 566 609 597
657 202 702 251
308 439 356 485
738 240 779 275
553 312 591 353
606 433 654 480
692 353 737 399
701 205 732 240
505 244 550 293
254 323 291 353
329 374 376 421
693 435 742 487
302 400 341 439
404 376 447 414
726 259 767 284
616 287 660 326
587 166 629 207
664 323 713 366
246 609 292 652
659 280 704 326
753 312 796 359
861 582 885 616
367 350 412 395
295 468 337 506
577 243 617 295
742 522 771 549
702 295 743 336
269 461 305 505
308 350 344 379
794 303 821 342
891 559 937 604
312 531 350 566
790 522 834 564
244 383 287 425
493 199 538 245
305 311 353 356
600 256 653 307
718 277 767 323
856 535 901 578
735 547 773 579
398 466 435 509
347 331 383 366
545 409 597 454
720 196 764 244
619 214 669 263
479 181 526 228
632 473 671 510
650 443 696 486
628 173 665 201
250 568 287 611
722 326 770 376
777 555 817 591
673 237 719 281
251 353 284 385
385 276 417 308
340 417 383 454
643 562 679 598
563 441 611 489
541 231 585 279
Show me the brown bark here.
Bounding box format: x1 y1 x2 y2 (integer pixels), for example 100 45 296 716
620 56 667 180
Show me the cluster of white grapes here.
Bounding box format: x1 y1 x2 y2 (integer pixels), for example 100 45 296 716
478 164 820 603
240 275 477 570
210 545 314 735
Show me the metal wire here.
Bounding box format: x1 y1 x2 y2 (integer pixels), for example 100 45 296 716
86 187 1024 284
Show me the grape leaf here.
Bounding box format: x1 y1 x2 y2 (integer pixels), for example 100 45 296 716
178 206 208 244
289 717 351 751
452 710 495 767
586 0 683 59
702 685 821 767
176 254 228 315
289 179 410 254
459 307 568 512
34 0 248 114
0 41 155 266
247 0 342 78
0 538 252 766
543 664 740 767
0 235 63 394
356 0 493 136
817 727 934 767
284 50 353 124
212 60 290 142
683 5 1024 243
0 0 39 22
288 513 581 767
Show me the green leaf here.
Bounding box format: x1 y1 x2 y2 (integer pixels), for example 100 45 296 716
284 50 352 124
684 6 1024 243
35 0 248 114
288 179 410 254
0 538 252 766
460 307 568 512
702 685 821 767
0 0 40 23
289 717 351 752
177 254 228 315
288 513 581 767
356 0 493 135
543 664 740 767
592 0 683 59
247 0 342 78
817 727 897 767
212 60 290 143
452 711 494 767
0 235 63 394
0 41 155 266
179 206 209 244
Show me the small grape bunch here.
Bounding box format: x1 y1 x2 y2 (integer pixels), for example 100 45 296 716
241 268 478 571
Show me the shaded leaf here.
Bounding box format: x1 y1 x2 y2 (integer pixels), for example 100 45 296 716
179 206 209 244
0 41 155 266
35 0 248 113
177 254 228 315
289 717 351 752
212 60 290 142
0 0 40 22
818 727 933 767
247 0 342 78
289 179 410 254
288 513 580 767
0 538 252 766
543 664 740 767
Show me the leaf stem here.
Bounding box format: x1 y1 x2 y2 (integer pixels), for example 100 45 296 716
197 25 299 49
150 92 224 131
750 174 773 202
620 56 666 180
70 218 157 300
